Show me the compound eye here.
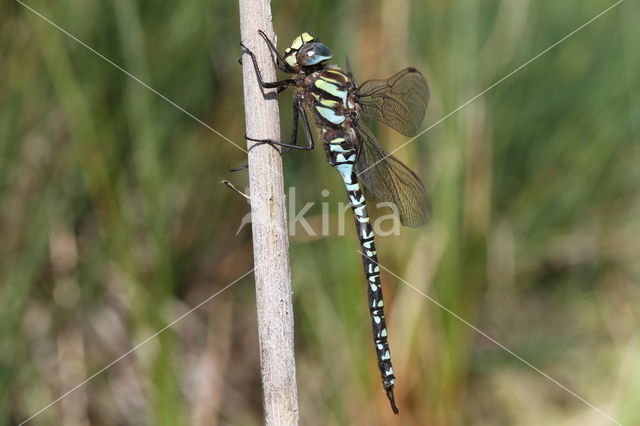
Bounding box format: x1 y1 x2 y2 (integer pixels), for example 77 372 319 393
297 42 333 66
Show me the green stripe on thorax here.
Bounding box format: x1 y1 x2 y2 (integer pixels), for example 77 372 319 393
314 78 348 103
322 69 349 84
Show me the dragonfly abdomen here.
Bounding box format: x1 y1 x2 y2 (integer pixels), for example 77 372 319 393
326 132 399 414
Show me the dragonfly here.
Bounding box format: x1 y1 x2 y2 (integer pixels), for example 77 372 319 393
241 31 430 414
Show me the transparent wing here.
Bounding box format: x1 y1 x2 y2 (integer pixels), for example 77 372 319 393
356 68 429 137
354 124 430 227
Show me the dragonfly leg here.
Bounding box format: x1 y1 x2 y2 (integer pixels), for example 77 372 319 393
246 136 313 152
278 98 302 154
281 96 317 154
246 99 315 153
240 42 296 90
257 30 297 73
229 164 248 172
299 101 316 149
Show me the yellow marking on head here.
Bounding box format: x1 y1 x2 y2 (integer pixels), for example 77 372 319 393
285 55 298 67
290 36 304 50
301 32 314 42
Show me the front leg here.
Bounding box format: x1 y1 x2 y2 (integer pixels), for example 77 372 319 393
257 30 297 74
240 42 296 91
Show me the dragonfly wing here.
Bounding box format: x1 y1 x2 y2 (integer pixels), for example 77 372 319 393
356 68 429 137
354 125 430 227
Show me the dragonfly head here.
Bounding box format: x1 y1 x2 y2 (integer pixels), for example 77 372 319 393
284 32 333 71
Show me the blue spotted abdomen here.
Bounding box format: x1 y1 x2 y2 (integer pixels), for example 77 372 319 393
325 130 398 408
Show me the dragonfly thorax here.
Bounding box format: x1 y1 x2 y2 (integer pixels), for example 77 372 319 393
303 67 358 129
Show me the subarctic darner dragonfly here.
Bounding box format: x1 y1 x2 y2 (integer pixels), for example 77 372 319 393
241 31 430 414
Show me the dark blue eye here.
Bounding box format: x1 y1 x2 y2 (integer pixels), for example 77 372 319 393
298 42 333 66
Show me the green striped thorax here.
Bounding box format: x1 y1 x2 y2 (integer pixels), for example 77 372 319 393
283 32 333 71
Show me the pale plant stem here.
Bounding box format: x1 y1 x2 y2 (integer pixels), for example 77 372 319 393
238 1 299 424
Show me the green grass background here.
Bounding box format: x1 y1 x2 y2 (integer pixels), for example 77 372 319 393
1 0 639 425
